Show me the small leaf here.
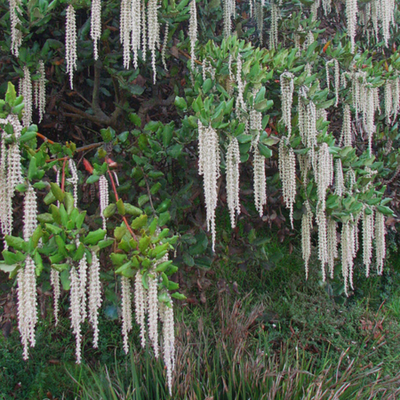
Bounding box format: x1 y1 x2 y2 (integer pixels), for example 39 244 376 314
103 203 117 218
84 229 106 245
131 214 148 230
5 236 26 252
50 182 65 202
171 292 186 300
116 199 125 216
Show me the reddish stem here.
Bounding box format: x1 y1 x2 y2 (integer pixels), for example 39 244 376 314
107 169 137 242
36 132 55 144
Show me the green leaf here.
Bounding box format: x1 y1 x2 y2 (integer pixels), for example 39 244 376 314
114 225 127 240
131 214 148 230
203 78 213 94
34 252 44 276
84 229 106 245
19 131 38 144
124 203 143 216
64 192 74 215
87 175 100 184
115 261 134 277
5 82 17 105
116 199 126 216
73 244 85 261
5 235 26 252
171 292 186 300
139 236 151 253
174 96 187 110
76 211 86 229
33 181 49 190
28 157 37 181
60 269 71 290
376 205 393 216
50 182 65 202
155 260 173 272
129 113 142 127
0 262 18 275
103 203 117 218
37 213 54 224
158 211 170 226
2 250 26 265
44 190 57 205
110 253 128 267
31 226 42 248
138 194 149 207
258 143 273 158
98 239 113 249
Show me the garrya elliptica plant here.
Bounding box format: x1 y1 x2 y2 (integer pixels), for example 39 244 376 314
175 34 397 296
0 84 183 395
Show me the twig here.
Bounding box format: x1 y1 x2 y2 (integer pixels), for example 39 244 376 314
107 169 138 243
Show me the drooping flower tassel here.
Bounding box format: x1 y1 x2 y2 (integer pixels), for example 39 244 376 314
362 207 374 277
88 251 102 348
327 218 338 279
99 175 109 230
135 271 147 348
9 0 23 57
131 0 141 69
198 122 220 252
20 66 33 127
280 72 294 137
66 4 78 89
50 269 60 326
253 148 266 218
120 0 132 69
121 276 133 354
34 60 46 123
90 0 102 60
160 296 175 396
302 200 313 279
189 0 197 72
68 159 79 207
147 0 160 83
226 137 241 228
278 139 296 228
70 266 82 363
148 270 159 358
375 211 386 275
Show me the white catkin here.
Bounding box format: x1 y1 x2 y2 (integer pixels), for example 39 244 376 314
189 1 197 71
160 298 175 396
250 109 262 150
131 0 141 69
302 200 313 279
21 66 33 127
99 175 109 230
340 104 352 147
278 139 296 228
341 222 352 296
70 267 82 363
9 0 23 57
198 123 220 251
226 137 241 228
148 0 160 84
2 116 23 240
334 159 345 197
269 3 279 50
50 269 60 326
88 251 102 348
78 254 88 323
253 147 267 218
280 72 294 137
327 218 338 279
135 271 147 348
90 0 102 60
34 60 46 123
362 207 374 277
236 55 246 111
68 159 79 207
223 0 233 38
161 23 169 71
66 5 78 89
121 276 133 354
0 128 8 235
141 0 147 62
385 79 393 124
346 0 358 53
375 211 386 275
148 271 159 358
120 0 132 69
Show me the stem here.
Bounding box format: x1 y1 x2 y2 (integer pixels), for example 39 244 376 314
36 132 55 144
107 169 138 242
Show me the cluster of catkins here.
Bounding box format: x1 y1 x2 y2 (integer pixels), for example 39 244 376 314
279 61 399 293
0 129 176 392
